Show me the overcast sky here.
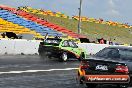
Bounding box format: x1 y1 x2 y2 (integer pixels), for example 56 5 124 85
0 0 132 25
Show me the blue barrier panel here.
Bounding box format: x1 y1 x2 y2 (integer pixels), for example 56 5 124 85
0 9 63 36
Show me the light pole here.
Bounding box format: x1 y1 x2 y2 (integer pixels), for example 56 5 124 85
78 0 83 34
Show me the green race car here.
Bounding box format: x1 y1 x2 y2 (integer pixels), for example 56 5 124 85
38 38 86 62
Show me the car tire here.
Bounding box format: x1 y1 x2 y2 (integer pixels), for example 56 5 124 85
78 72 83 84
78 52 85 61
117 77 132 88
39 52 46 58
129 77 132 87
116 85 129 88
59 52 68 62
86 83 97 88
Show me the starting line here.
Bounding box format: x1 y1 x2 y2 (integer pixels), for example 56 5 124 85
0 68 78 74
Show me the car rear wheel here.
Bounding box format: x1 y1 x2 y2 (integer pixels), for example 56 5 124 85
78 72 83 84
59 52 68 62
128 77 132 87
39 51 46 58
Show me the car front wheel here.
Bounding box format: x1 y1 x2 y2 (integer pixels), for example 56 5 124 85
59 52 68 62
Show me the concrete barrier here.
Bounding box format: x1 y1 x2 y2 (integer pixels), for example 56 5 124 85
0 39 41 55
77 43 130 55
0 39 15 54
78 43 110 55
14 40 40 55
0 39 128 55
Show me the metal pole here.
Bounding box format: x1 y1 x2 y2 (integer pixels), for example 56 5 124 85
78 0 82 34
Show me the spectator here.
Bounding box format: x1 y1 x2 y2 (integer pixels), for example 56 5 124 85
109 41 113 45
1 33 6 38
109 38 113 45
99 38 105 44
106 40 110 45
99 18 103 23
112 39 116 45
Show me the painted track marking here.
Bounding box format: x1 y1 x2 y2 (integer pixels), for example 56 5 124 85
0 68 78 74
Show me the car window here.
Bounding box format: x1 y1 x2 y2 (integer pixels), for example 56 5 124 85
119 49 132 59
95 48 120 58
95 48 132 60
95 48 112 58
62 40 69 47
68 41 78 48
44 38 62 46
108 49 120 58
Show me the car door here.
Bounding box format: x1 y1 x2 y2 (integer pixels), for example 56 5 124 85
67 41 81 57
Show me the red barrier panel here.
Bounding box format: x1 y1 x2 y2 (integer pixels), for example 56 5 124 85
0 6 87 38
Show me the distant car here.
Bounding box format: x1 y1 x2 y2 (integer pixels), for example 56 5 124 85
38 38 86 62
78 46 132 88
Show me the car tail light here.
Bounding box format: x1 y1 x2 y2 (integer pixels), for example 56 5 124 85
115 65 129 74
80 61 89 69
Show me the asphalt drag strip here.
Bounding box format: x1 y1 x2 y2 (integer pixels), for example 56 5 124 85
0 55 131 88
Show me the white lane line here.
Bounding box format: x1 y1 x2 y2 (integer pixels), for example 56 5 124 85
0 68 79 74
